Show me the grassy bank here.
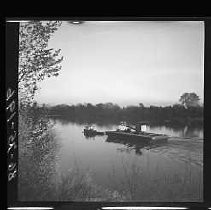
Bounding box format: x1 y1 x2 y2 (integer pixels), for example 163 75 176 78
108 157 203 202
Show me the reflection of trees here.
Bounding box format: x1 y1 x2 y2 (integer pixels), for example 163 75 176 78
149 124 203 138
182 126 203 138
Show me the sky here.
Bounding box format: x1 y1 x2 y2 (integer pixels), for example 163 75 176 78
34 21 204 107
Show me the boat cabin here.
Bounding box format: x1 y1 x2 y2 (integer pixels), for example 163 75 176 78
84 125 96 131
135 121 149 132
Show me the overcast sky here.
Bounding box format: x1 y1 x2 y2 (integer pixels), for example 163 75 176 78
34 21 204 107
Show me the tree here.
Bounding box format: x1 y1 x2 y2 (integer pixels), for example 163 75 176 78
179 92 200 108
139 103 144 108
19 21 63 105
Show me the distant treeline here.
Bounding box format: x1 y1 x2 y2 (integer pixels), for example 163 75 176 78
38 102 203 127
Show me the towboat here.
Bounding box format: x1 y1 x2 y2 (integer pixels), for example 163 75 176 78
83 125 105 137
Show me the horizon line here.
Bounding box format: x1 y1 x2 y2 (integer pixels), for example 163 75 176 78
35 101 203 108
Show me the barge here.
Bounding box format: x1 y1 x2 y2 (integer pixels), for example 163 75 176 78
105 121 168 143
105 130 168 143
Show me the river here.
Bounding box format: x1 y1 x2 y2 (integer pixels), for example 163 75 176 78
51 119 203 202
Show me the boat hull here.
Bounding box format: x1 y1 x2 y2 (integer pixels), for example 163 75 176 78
83 129 104 137
105 131 168 143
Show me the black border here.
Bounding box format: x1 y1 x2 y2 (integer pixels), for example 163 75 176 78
5 17 211 210
6 22 19 205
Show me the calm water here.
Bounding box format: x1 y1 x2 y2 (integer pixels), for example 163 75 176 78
52 119 203 201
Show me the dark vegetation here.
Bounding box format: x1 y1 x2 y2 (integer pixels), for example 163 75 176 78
45 102 203 127
18 105 58 200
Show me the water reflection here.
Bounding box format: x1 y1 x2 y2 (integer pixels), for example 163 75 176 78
107 136 145 156
105 135 168 156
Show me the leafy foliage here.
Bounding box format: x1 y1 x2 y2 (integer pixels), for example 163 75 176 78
18 105 59 200
179 92 200 108
19 21 63 105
